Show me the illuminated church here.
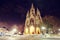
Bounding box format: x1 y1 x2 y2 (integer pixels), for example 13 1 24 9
24 4 43 34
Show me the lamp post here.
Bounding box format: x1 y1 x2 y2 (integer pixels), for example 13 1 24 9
58 29 60 35
41 26 46 35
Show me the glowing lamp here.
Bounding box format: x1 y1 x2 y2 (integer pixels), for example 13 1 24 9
41 26 46 30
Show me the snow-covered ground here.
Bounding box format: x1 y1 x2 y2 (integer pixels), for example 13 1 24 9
0 34 60 40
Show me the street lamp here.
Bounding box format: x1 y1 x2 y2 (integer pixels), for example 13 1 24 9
58 29 60 31
58 28 60 35
9 25 18 35
41 26 46 35
12 28 17 32
41 26 46 30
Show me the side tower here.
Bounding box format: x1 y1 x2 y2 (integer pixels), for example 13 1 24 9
24 11 30 34
35 8 43 34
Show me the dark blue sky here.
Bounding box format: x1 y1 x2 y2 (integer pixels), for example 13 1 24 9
0 0 60 24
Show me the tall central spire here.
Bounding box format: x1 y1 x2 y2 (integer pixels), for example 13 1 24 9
30 3 35 10
31 3 34 8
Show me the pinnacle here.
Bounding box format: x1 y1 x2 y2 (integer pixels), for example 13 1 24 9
31 3 34 8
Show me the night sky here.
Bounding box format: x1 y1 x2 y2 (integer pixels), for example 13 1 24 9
0 0 60 24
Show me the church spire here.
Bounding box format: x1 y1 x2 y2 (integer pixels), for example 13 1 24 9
37 8 40 16
37 8 43 24
30 3 35 10
31 3 34 9
26 11 29 18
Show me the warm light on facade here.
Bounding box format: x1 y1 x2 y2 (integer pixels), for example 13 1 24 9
36 27 40 34
24 27 29 34
30 25 35 34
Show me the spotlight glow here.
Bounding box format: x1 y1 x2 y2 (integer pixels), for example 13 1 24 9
41 26 46 30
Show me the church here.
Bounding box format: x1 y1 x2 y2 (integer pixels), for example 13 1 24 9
24 4 43 34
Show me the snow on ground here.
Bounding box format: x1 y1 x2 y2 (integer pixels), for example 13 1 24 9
0 34 60 40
